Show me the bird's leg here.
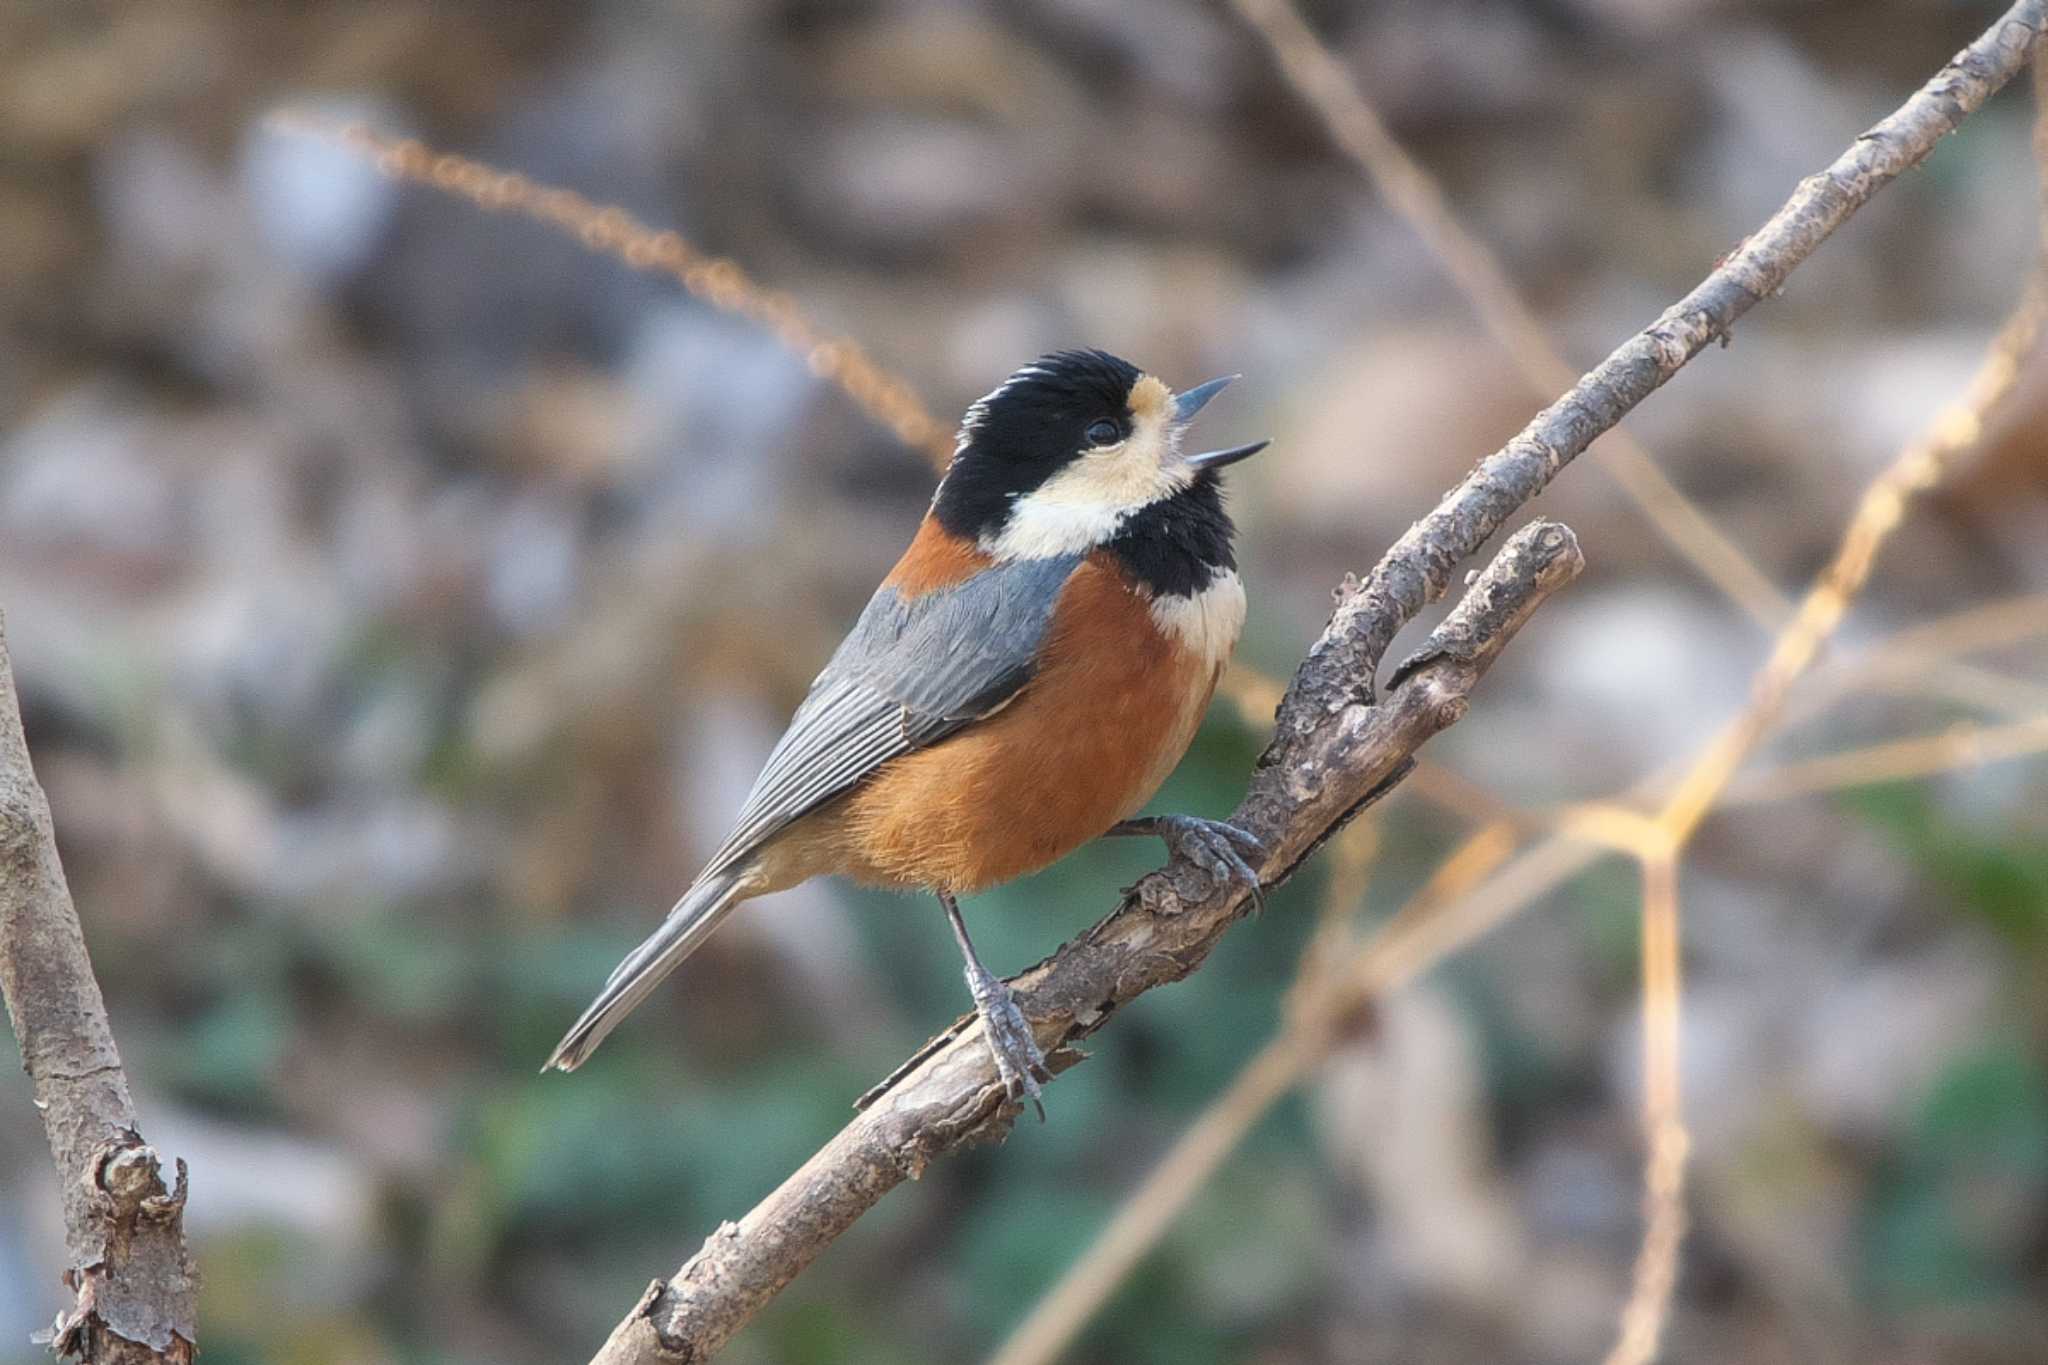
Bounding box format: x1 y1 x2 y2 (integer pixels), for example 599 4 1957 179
1107 815 1267 914
938 889 1051 1117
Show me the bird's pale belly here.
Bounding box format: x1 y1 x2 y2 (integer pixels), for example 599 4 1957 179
829 561 1226 894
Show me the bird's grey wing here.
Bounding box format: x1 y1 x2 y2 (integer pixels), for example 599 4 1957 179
699 552 1084 878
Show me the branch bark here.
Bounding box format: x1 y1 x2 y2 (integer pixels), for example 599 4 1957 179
0 612 198 1365
589 5 2045 1360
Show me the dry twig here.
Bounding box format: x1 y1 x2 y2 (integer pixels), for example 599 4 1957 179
1603 850 1688 1365
266 111 956 467
0 612 199 1365
1727 714 2048 804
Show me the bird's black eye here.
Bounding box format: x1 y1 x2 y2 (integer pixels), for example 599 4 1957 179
1085 418 1121 447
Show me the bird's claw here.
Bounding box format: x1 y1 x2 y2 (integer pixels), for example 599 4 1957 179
966 967 1051 1120
1150 815 1268 914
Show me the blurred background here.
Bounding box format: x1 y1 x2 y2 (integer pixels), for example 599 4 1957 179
4 1 2047 1362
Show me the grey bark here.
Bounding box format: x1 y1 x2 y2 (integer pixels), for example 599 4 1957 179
0 613 198 1364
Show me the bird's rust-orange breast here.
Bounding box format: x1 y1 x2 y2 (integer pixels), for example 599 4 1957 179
838 552 1221 894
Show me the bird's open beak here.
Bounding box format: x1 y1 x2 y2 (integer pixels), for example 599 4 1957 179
1172 375 1236 424
1172 374 1270 472
1185 438 1270 472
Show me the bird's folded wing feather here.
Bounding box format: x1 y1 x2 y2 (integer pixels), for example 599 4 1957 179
699 551 1085 878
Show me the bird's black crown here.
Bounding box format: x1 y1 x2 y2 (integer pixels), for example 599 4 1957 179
932 350 1143 539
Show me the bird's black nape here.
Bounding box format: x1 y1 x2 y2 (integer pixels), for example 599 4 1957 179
933 350 1144 541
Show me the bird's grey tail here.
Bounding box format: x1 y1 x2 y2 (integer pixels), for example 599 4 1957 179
543 869 750 1073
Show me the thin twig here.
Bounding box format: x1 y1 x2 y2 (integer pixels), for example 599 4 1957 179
1855 659 2048 721
1654 283 2048 845
1726 715 2048 804
0 612 199 1365
1229 0 1792 630
1830 590 2048 668
266 111 956 468
1602 847 1688 1365
1768 595 2048 733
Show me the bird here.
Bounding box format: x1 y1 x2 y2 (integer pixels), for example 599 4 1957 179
545 349 1270 1105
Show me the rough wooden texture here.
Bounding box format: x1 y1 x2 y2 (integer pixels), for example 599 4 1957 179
0 613 199 1364
586 4 2047 1359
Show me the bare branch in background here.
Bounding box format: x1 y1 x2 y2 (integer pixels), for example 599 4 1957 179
1604 849 1687 1365
267 112 957 469
1655 285 2048 844
1727 715 2048 804
1229 0 1794 631
0 612 199 1365
1598 266 2048 1365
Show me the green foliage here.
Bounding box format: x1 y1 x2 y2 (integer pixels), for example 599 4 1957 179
1566 857 1645 985
753 1295 908 1365
1864 1042 2048 1306
1848 784 2048 948
163 989 293 1115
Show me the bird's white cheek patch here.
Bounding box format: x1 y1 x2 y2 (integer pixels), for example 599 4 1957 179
984 450 1185 559
1149 569 1247 673
983 488 1126 560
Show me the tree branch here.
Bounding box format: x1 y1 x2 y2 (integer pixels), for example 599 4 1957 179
588 4 2045 1359
0 612 198 1363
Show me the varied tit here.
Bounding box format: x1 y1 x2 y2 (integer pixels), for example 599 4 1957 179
546 349 1270 1106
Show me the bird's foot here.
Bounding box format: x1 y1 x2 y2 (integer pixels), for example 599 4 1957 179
1116 815 1267 915
964 965 1050 1120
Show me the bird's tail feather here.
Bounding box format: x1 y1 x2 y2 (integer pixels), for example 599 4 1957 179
543 868 749 1072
